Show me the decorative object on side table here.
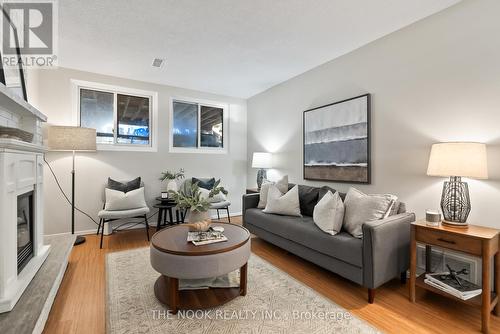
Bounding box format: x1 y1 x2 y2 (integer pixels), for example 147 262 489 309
251 152 272 190
425 209 441 226
159 168 185 195
47 126 96 246
303 94 370 183
427 142 488 227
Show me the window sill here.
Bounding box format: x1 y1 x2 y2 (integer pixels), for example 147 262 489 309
97 144 158 152
169 147 227 154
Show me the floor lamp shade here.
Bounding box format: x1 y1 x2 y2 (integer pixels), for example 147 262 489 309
427 142 488 225
46 126 96 245
252 152 272 190
47 126 97 152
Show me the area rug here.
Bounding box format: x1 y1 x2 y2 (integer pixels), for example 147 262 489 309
106 248 380 334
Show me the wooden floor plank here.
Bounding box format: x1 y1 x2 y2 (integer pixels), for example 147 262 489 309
43 217 500 333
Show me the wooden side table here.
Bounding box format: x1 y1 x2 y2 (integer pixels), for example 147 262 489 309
246 188 259 194
409 219 500 333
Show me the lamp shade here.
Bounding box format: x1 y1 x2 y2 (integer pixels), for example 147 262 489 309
47 126 97 152
252 152 272 169
427 142 488 179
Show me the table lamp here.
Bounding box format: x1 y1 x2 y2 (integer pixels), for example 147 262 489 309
427 142 488 227
47 126 97 245
252 152 272 190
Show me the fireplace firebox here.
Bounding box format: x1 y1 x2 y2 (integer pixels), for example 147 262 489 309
17 191 34 273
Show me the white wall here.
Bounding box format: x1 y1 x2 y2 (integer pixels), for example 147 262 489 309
28 67 247 235
247 0 500 229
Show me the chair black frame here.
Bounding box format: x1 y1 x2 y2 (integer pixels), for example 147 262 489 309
96 213 149 249
215 207 231 222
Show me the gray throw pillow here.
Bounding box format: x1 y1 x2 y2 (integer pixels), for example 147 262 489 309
107 177 141 193
343 187 397 238
263 184 301 217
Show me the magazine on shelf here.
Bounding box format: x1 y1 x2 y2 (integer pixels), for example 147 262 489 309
187 231 227 246
424 272 482 300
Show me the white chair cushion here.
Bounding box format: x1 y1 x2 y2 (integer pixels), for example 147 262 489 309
98 207 150 219
209 201 231 209
263 184 301 217
105 187 147 211
313 190 344 235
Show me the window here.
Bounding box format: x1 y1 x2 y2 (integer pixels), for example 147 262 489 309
170 98 227 153
73 80 158 151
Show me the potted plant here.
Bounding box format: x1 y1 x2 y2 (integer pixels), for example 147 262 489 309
159 168 185 196
168 180 228 230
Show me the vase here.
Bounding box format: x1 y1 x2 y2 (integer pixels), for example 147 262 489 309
185 210 211 232
166 179 178 192
186 210 210 223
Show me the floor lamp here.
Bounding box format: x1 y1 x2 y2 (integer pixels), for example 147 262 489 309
47 126 97 245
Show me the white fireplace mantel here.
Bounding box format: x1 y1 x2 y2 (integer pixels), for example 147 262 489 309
0 84 50 313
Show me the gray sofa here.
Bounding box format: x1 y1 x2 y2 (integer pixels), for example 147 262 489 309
242 184 416 303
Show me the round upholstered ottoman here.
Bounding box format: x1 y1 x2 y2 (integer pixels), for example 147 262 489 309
150 222 250 313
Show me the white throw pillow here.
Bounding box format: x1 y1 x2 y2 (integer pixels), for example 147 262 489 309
343 187 397 238
263 184 301 217
257 175 288 208
105 187 147 211
313 191 344 235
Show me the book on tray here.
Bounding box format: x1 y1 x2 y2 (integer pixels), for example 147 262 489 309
424 272 482 300
187 231 227 246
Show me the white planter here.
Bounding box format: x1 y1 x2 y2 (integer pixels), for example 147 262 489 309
166 179 178 192
186 210 210 223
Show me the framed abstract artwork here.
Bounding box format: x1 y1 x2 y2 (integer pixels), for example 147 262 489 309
303 94 371 183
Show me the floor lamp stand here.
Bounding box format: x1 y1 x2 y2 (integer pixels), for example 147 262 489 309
72 150 86 246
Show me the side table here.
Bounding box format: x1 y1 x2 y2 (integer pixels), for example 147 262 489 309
409 219 500 333
154 197 185 231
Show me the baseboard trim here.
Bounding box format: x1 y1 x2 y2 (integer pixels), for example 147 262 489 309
45 212 243 237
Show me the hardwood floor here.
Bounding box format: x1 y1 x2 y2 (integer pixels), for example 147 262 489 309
44 217 500 333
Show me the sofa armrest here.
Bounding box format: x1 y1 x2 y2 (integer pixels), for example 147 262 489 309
242 193 260 212
362 212 415 289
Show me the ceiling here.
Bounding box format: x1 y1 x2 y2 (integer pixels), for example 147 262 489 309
58 0 460 98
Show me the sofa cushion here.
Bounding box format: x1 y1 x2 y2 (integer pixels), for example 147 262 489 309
297 185 319 216
245 208 362 267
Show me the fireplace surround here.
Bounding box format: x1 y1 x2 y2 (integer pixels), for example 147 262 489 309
0 84 49 313
0 145 50 313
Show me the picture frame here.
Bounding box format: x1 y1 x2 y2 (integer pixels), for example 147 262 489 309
0 8 28 102
303 94 371 184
